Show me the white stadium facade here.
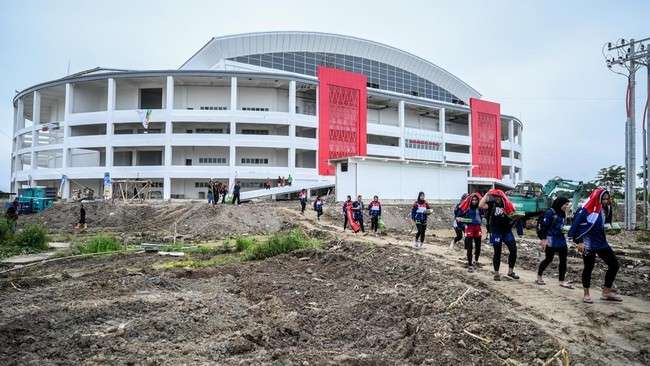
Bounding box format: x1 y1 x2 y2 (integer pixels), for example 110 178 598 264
9 32 523 201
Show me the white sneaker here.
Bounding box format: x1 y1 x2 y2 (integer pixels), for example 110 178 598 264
412 240 418 248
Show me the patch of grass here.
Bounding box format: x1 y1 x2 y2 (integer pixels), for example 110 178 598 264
242 229 320 261
159 243 230 255
77 234 123 254
12 224 49 251
159 253 240 269
235 237 256 252
0 218 13 244
637 231 650 243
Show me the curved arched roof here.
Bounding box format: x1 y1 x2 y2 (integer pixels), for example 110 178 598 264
180 31 481 104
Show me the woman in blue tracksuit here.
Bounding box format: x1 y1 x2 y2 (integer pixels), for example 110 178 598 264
411 192 431 249
368 195 382 233
568 188 621 303
536 197 573 288
352 195 365 233
451 194 468 249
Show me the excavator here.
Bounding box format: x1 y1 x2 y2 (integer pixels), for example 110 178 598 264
507 177 589 222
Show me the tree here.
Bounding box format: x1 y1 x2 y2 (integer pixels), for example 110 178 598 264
595 165 625 196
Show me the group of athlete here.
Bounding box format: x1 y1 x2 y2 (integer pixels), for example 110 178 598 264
451 187 622 303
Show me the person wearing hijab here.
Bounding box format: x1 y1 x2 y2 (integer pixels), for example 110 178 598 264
451 193 468 249
479 189 519 281
411 192 431 249
458 193 483 272
536 197 573 288
568 188 621 303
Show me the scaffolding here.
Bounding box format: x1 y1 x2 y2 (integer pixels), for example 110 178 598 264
112 179 155 201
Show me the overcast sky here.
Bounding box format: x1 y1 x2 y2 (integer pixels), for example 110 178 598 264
1 0 648 191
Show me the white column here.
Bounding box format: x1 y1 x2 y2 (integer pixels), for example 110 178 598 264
17 99 25 131
163 176 171 200
230 77 237 111
467 112 472 176
518 125 523 181
398 100 405 159
62 171 70 200
64 83 73 119
31 91 41 170
440 107 446 163
164 145 172 167
106 78 115 168
289 80 296 114
131 149 137 166
508 119 515 184
166 76 174 110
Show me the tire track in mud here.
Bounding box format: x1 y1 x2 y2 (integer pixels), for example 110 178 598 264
281 207 650 366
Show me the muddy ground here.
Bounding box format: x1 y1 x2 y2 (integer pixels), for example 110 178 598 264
2 200 650 365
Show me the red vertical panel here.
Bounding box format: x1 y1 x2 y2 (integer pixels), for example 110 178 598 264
317 66 367 175
470 98 502 179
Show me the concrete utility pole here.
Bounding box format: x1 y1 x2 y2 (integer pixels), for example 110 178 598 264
605 37 650 230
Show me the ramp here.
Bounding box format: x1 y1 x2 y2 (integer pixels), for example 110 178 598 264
240 179 334 201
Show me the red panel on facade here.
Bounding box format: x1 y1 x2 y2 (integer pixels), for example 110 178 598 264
470 98 502 179
317 66 367 175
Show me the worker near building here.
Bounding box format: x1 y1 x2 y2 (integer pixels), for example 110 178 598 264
287 174 293 186
568 188 621 303
220 183 227 204
313 195 324 221
352 195 365 233
479 189 519 281
411 192 430 249
5 199 19 232
212 181 220 205
232 181 241 205
368 195 382 233
75 203 86 230
536 197 573 289
207 187 214 204
459 193 483 272
299 189 308 214
342 195 353 230
451 193 468 249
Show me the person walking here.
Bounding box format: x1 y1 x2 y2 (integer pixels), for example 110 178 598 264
75 203 86 229
313 195 324 221
479 189 519 281
352 195 365 233
232 181 241 205
342 195 353 230
450 193 468 249
568 188 621 303
411 192 430 249
368 195 382 233
536 197 573 289
287 174 293 186
5 199 19 233
207 188 214 204
299 189 308 214
459 193 483 272
220 183 227 204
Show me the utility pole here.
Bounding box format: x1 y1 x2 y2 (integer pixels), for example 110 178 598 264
605 37 650 230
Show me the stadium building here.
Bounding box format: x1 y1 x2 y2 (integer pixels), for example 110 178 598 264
9 32 523 201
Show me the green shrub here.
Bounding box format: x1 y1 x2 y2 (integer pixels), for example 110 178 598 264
12 224 49 251
242 229 320 261
78 234 122 254
235 237 256 252
0 218 13 244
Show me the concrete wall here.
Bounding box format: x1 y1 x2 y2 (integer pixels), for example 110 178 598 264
235 147 288 167
73 84 107 113
174 86 230 110
336 159 467 202
238 87 289 112
172 146 229 165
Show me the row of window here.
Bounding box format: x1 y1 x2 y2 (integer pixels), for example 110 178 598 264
405 139 440 151
241 107 270 112
241 129 269 135
199 106 227 111
198 157 227 164
229 52 464 104
241 158 269 165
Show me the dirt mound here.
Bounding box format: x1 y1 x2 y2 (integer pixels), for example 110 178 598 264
20 201 289 242
0 240 562 365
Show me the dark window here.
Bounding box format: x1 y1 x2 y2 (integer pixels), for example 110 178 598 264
140 88 163 109
185 159 192 166
341 162 348 172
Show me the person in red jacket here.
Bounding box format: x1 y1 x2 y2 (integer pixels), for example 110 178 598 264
368 195 382 233
411 192 431 249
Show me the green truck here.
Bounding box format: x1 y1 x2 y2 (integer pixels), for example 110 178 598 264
507 178 588 221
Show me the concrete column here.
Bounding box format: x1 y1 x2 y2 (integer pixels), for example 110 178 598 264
131 149 137 166
17 99 25 131
289 80 296 114
163 176 171 200
62 176 70 200
64 83 73 119
106 79 115 169
467 112 472 175
398 100 405 159
440 107 446 163
230 77 237 111
166 76 174 110
518 127 523 182
164 145 172 166
105 146 113 168
31 91 41 169
508 119 515 184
